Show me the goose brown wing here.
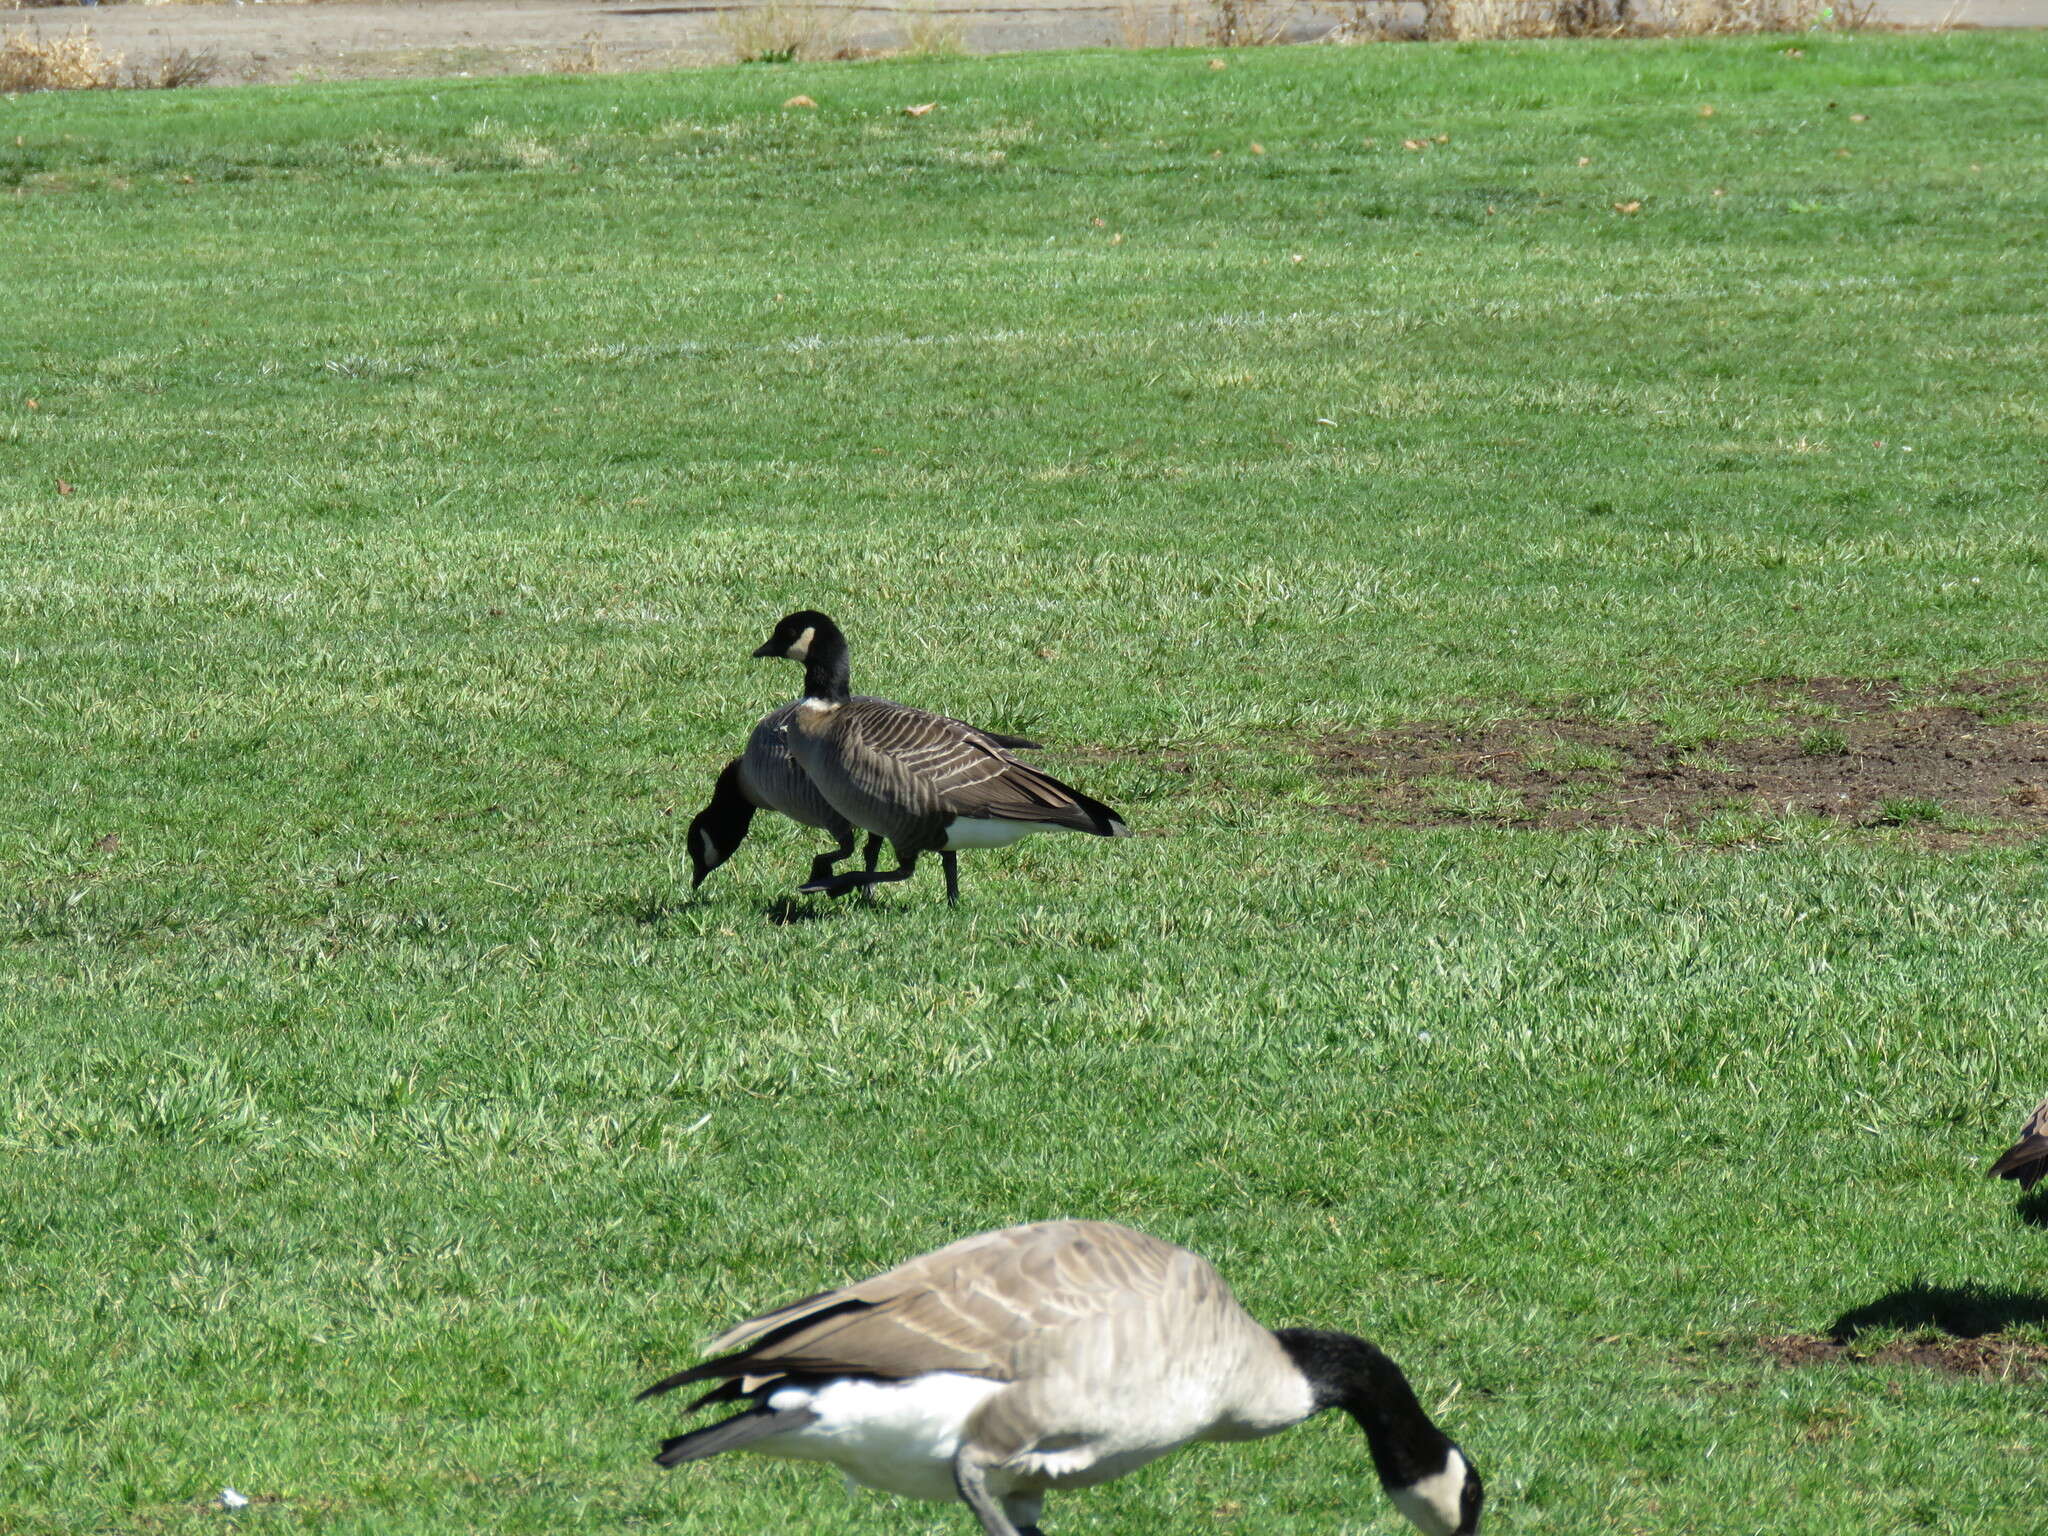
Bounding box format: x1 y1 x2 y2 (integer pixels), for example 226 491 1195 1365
741 700 1035 830
1988 1094 2048 1190
646 1222 1202 1398
837 700 1118 832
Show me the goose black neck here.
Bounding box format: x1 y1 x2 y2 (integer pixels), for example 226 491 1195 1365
1275 1329 1456 1492
705 759 753 823
801 620 852 703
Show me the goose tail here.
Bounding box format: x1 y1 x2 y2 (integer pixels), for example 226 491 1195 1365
1068 786 1130 839
1988 1135 2048 1191
653 1406 817 1467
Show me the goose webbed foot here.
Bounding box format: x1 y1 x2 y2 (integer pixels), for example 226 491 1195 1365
800 851 920 901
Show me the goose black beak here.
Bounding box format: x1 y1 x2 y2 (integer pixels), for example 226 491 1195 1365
750 641 780 659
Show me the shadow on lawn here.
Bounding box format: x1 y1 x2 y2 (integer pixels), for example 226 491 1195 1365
764 896 837 925
1830 1280 2048 1342
2016 1189 2048 1231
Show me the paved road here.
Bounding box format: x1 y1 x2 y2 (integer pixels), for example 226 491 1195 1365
19 0 2047 88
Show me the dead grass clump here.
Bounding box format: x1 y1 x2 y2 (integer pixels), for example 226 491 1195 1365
1208 0 1297 44
0 27 120 93
895 0 966 56
552 31 610 74
1671 0 1827 31
1322 0 1876 39
1118 0 1202 48
127 46 217 90
1 29 217 92
714 1 853 63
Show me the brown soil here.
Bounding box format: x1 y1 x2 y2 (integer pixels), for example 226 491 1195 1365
5 0 2027 89
0 0 1203 88
1322 671 2048 845
1759 1332 2048 1382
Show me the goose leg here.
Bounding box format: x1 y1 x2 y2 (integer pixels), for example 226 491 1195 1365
800 849 920 899
1006 1492 1045 1536
941 850 960 907
953 1453 1027 1536
840 832 886 904
804 825 860 890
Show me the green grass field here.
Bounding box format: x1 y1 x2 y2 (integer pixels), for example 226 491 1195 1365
5 31 2048 1535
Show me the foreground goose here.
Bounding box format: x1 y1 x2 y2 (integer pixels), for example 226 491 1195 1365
1988 1092 2048 1191
750 611 1129 905
637 1219 1482 1536
688 702 1042 893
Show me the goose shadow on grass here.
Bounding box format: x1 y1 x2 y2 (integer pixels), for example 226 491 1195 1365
764 895 844 925
1829 1280 2048 1343
2017 1188 2048 1231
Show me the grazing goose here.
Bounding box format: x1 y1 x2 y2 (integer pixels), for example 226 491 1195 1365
749 611 1129 905
637 1219 1482 1536
1988 1092 2048 1192
688 702 1042 893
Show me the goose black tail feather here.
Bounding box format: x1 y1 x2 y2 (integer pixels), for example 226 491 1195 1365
636 1296 878 1402
654 1406 817 1468
1065 784 1130 839
1989 1139 2048 1191
684 1378 753 1415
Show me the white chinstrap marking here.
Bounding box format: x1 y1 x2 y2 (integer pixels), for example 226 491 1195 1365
1389 1450 1470 1536
785 625 816 662
750 1374 1007 1503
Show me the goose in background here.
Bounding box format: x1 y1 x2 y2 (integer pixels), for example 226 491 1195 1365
1988 1092 2048 1191
638 1220 1481 1536
749 611 1129 905
688 701 1042 893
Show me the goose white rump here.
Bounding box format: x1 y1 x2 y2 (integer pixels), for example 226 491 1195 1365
759 1374 1006 1501
942 817 1051 850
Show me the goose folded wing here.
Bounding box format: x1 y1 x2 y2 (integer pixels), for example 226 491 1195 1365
843 708 1107 829
667 1224 1186 1395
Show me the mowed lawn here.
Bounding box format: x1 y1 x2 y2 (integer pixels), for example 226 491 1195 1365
4 31 2048 1535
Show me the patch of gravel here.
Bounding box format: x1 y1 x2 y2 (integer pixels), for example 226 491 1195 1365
1322 670 2048 845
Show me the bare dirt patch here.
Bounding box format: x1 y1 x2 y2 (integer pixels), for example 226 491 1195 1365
1759 1332 2048 1382
1322 671 2048 844
7 0 2017 90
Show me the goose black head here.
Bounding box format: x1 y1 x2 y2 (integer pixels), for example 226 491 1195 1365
685 761 755 889
752 611 852 701
1275 1328 1483 1536
752 611 841 663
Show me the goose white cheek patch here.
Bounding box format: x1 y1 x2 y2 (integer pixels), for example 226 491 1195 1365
1389 1451 1468 1536
785 626 815 661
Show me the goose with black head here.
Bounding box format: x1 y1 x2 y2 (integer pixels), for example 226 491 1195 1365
687 701 1042 894
749 611 1129 906
637 1220 1483 1536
